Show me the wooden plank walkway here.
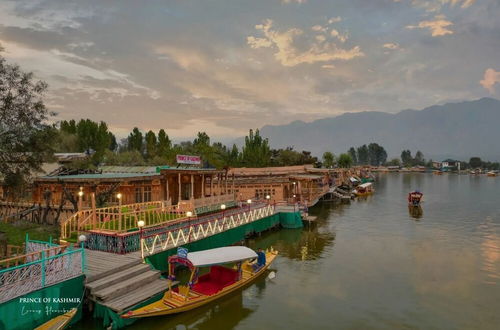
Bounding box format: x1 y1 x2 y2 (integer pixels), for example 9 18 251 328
85 249 142 282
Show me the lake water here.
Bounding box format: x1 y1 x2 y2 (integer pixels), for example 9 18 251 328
90 174 500 329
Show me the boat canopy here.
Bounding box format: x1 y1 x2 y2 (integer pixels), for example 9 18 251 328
349 177 359 183
186 246 258 267
358 182 372 189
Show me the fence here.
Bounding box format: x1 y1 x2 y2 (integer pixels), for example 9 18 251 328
60 195 236 240
140 203 275 259
0 237 84 304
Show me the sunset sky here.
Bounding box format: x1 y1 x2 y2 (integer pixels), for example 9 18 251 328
1 0 499 140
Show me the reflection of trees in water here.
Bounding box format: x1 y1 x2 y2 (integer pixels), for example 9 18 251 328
130 290 254 330
246 201 338 261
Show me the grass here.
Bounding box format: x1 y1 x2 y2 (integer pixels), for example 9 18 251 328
0 221 60 246
82 212 183 232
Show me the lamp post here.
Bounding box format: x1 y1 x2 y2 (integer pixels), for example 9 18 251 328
293 194 297 211
78 234 86 248
247 199 252 213
117 193 122 231
266 195 271 205
186 211 193 242
137 220 145 262
77 189 84 211
221 204 226 219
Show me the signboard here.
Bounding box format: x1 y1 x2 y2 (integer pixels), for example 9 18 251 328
176 154 201 165
177 247 189 259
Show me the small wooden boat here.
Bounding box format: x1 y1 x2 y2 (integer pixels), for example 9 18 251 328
122 246 278 318
353 182 374 197
408 191 423 207
34 308 77 330
487 171 498 177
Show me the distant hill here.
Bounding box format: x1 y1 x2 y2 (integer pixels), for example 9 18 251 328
240 98 500 161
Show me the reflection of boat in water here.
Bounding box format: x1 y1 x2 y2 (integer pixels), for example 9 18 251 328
123 246 278 318
433 170 443 175
353 182 374 197
34 308 77 330
408 205 423 219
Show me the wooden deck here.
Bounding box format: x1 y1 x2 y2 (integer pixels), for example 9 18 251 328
85 249 170 313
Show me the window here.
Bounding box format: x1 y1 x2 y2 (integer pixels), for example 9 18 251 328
135 187 142 203
144 186 152 202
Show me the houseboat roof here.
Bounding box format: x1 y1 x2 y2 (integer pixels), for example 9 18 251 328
36 172 162 182
358 182 373 189
186 246 258 267
229 165 314 176
289 174 324 181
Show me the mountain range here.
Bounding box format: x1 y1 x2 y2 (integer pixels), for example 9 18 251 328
242 98 500 162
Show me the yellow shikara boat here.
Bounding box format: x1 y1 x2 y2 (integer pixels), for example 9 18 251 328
34 308 77 330
353 182 374 197
122 246 278 319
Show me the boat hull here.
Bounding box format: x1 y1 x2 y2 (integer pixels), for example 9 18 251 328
34 308 77 330
122 251 278 318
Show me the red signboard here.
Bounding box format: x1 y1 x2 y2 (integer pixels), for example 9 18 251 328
176 154 201 165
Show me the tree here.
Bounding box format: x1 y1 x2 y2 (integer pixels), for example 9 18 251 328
348 147 357 165
322 152 335 168
469 157 482 169
337 153 353 168
357 145 369 165
240 129 271 167
127 127 143 153
414 150 425 166
0 50 56 199
401 150 413 167
386 158 401 167
157 129 172 157
144 130 157 160
367 143 387 166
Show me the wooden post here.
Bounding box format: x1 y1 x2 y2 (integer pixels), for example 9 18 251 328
178 173 182 202
202 174 205 197
210 175 213 196
232 173 235 199
225 172 228 195
190 174 194 200
91 193 96 228
118 196 122 231
166 176 169 201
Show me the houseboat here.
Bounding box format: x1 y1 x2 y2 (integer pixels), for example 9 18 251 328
122 246 278 318
353 182 374 197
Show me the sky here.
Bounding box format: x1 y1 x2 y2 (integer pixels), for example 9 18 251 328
1 0 499 141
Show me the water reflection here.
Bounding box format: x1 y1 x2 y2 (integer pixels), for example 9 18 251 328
408 205 423 220
128 291 254 330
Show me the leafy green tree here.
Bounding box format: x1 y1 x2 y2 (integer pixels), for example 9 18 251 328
414 150 425 166
401 150 413 167
469 157 482 169
60 119 77 134
227 144 240 167
386 158 401 166
108 132 117 151
357 145 369 165
240 129 271 167
367 143 387 166
0 51 56 198
145 130 157 160
322 151 335 168
157 129 172 157
127 127 143 153
337 153 353 168
348 147 357 165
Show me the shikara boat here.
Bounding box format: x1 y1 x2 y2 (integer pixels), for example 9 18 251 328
122 246 278 318
487 171 498 177
408 191 423 207
353 182 374 197
34 308 77 330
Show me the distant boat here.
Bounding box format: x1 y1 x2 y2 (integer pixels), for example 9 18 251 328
487 171 498 177
408 191 423 207
353 182 374 197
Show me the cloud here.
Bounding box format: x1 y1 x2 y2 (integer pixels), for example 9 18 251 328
330 29 348 43
328 16 342 24
406 15 454 36
247 19 363 67
281 0 307 4
383 42 400 50
396 0 476 12
480 68 500 94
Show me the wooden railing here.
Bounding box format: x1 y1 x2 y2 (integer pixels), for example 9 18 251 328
60 200 185 239
60 195 237 239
